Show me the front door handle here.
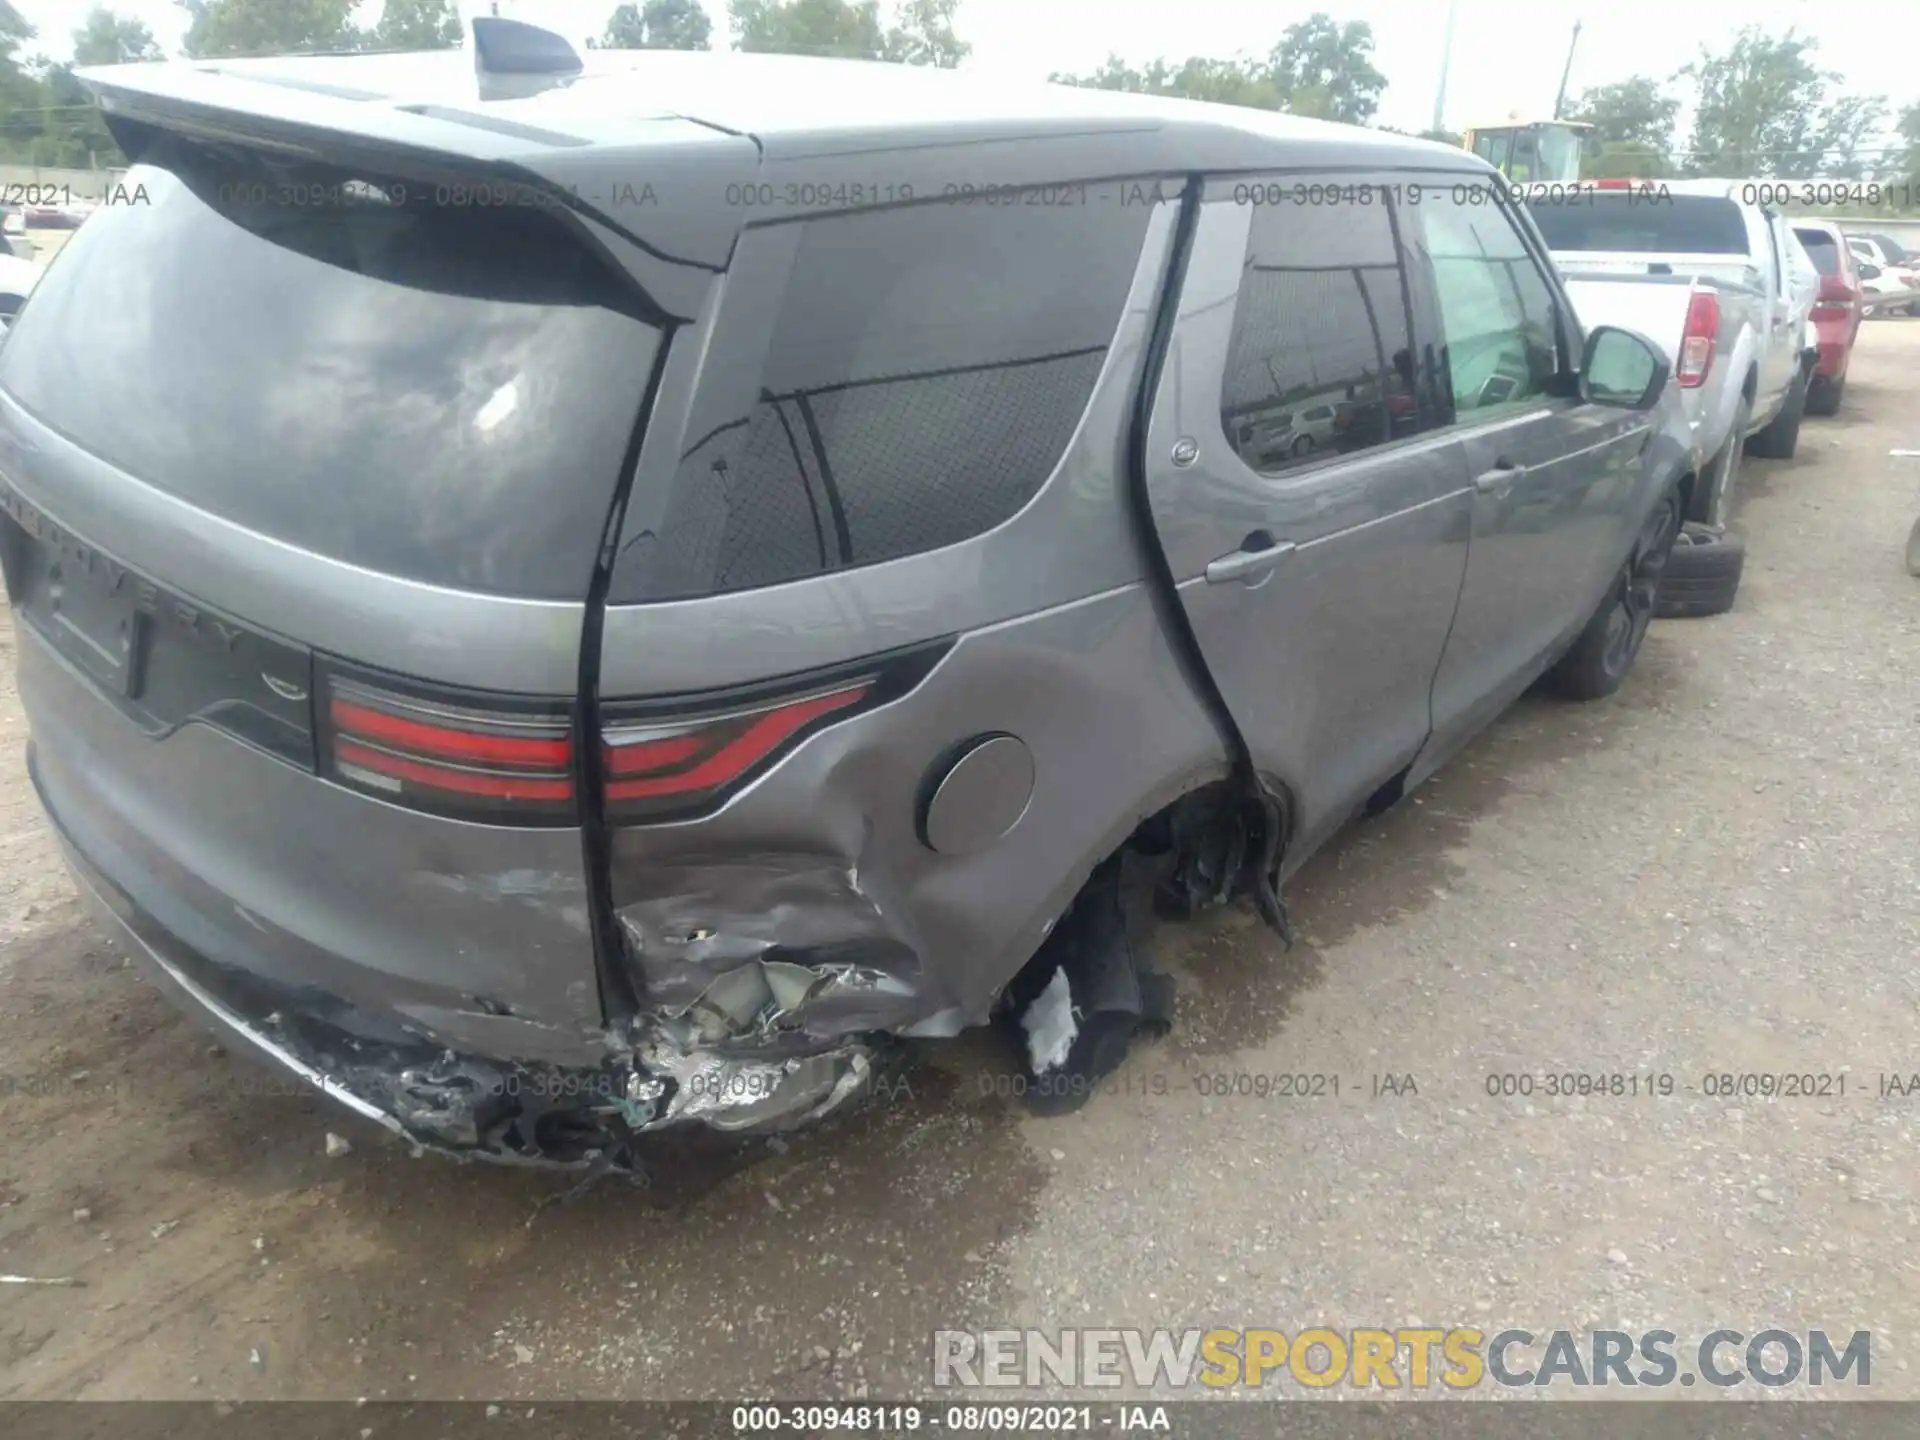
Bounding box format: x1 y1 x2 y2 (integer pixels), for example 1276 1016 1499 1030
1474 457 1524 499
1205 533 1296 585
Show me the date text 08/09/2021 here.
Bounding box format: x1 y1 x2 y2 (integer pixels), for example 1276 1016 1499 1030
730 1403 1170 1433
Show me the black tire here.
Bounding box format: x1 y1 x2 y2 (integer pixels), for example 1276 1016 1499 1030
1686 397 1750 526
1549 488 1682 701
1744 368 1806 460
1806 373 1844 417
1653 522 1745 619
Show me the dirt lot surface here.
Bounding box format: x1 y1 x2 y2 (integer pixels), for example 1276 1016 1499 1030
2 323 1919 1403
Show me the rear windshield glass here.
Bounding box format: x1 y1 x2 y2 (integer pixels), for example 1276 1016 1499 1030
1523 195 1750 256
1866 234 1913 263
0 135 660 599
1795 230 1842 276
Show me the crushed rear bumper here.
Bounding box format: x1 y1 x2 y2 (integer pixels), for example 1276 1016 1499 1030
38 752 886 1171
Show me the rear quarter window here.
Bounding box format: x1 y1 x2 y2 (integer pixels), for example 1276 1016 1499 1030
611 195 1154 603
0 136 661 600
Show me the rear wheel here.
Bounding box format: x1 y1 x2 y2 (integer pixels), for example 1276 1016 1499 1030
1806 373 1845 417
1549 488 1682 701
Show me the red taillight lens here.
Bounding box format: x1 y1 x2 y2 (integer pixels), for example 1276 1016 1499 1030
1593 178 1633 189
323 672 575 822
602 680 874 821
1812 274 1856 320
1676 292 1719 389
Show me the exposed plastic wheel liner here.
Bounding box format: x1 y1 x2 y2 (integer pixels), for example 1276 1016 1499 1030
1655 523 1745 620
1744 365 1806 460
1688 397 1749 528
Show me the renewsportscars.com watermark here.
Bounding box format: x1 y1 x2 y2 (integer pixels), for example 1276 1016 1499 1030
932 1328 1872 1391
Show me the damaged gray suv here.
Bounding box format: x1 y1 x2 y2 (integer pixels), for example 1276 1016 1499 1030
0 20 1690 1169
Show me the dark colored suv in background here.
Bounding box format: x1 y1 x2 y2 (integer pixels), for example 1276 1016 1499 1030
0 20 1689 1170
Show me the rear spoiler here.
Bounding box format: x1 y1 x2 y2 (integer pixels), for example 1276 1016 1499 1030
71 24 759 285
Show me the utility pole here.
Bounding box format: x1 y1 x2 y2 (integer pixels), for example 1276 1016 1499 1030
1431 0 1460 134
1552 20 1582 121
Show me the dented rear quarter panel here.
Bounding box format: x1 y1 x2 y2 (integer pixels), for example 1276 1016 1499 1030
600 196 1232 1039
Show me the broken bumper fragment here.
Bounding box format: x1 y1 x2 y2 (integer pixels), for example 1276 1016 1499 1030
56 835 914 1169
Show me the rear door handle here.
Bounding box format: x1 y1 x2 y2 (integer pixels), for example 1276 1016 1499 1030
1473 457 1525 498
1205 534 1296 585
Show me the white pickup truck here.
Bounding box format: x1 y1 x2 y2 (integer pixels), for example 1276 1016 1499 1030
1521 180 1819 529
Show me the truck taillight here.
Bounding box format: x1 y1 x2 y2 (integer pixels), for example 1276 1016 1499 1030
1811 275 1856 319
1677 292 1719 388
321 669 576 823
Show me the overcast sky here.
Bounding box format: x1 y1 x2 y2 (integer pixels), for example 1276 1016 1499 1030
10 0 1913 152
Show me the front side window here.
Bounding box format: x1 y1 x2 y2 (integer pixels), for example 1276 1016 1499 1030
1412 188 1560 419
1218 184 1422 479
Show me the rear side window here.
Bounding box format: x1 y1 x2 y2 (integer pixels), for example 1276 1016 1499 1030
1524 194 1750 256
611 196 1152 603
0 136 661 600
1796 229 1841 276
1218 185 1423 479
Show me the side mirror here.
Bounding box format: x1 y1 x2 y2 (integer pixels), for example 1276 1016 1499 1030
1579 325 1669 411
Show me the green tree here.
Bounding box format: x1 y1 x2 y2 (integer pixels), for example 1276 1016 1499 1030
370 0 461 50
730 0 967 64
600 0 713 50
1897 102 1920 189
179 0 358 59
879 0 967 68
1567 76 1680 179
1569 77 1676 151
1677 27 1886 179
729 0 884 59
33 61 122 165
1052 13 1385 122
0 3 47 160
72 7 163 64
1050 53 1278 108
1267 13 1385 124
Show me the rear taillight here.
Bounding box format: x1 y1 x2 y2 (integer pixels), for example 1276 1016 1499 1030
1812 275 1857 319
594 642 951 826
601 680 874 822
1593 178 1634 189
1677 292 1719 388
322 670 576 823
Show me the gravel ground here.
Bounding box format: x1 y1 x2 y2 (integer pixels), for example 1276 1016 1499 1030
1 322 1917 1403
